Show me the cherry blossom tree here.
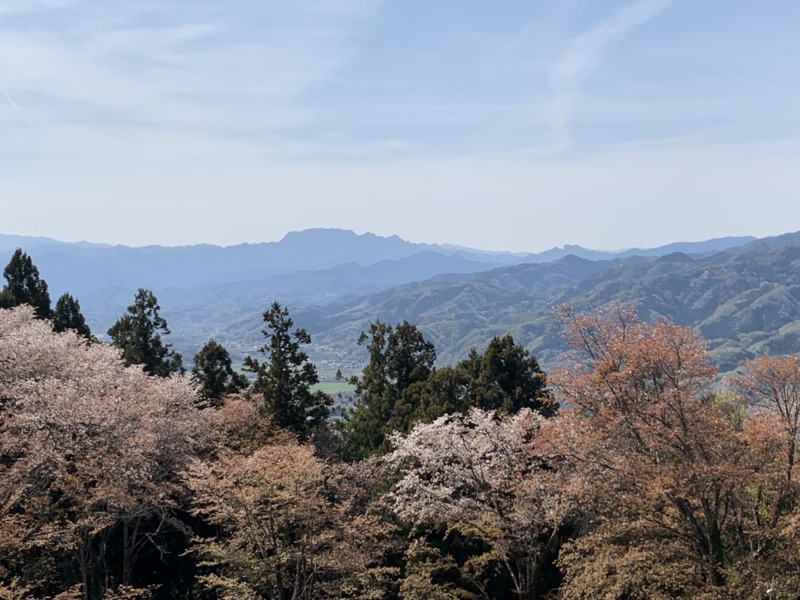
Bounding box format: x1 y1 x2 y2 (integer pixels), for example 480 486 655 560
186 397 399 600
384 408 573 600
0 306 205 599
738 354 800 486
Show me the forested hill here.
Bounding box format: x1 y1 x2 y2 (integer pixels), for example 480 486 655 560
0 228 794 371
298 232 800 372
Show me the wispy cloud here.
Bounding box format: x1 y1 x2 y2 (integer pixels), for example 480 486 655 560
545 0 674 154
0 0 85 16
0 82 31 126
2 0 800 252
0 0 379 162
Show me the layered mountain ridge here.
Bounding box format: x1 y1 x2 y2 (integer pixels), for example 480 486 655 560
0 228 795 372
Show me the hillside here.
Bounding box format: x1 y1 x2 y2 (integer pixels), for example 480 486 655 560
292 236 800 371
0 228 793 372
304 239 800 370
152 231 800 374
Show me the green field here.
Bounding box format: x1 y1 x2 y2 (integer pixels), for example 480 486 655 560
311 381 356 395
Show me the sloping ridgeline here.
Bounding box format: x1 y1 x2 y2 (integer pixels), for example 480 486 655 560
305 232 800 372
2 228 796 373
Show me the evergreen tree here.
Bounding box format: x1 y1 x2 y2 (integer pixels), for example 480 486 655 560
387 321 437 392
396 365 466 428
400 334 554 426
0 248 52 319
465 334 554 416
192 339 248 407
340 320 436 460
52 293 92 339
107 288 183 377
345 332 554 457
243 302 331 440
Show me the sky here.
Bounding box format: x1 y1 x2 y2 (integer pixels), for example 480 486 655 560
1 0 799 252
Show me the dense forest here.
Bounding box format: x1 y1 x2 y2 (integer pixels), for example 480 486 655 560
3 248 800 599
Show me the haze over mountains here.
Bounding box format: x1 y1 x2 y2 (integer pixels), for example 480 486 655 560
1 228 795 373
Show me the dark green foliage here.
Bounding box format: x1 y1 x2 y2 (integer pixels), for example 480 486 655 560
192 339 248 406
0 248 52 319
396 366 466 428
243 302 332 440
340 320 436 460
107 288 183 377
342 329 553 460
52 292 92 339
461 334 554 416
398 334 554 428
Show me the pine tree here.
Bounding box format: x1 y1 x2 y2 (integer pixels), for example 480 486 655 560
107 288 183 377
465 334 554 416
340 320 436 460
342 329 553 459
0 248 52 319
192 339 248 407
52 293 92 339
243 302 331 440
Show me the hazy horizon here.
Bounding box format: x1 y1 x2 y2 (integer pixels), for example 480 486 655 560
2 0 799 252
0 224 772 255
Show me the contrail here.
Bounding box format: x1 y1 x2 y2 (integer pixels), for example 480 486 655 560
545 0 673 154
0 82 32 127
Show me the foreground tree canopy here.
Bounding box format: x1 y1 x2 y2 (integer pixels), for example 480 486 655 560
0 306 203 599
6 280 800 599
551 304 800 598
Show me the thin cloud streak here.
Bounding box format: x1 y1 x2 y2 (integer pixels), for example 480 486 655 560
0 0 379 158
0 82 31 127
545 0 674 154
0 0 84 15
22 3 367 164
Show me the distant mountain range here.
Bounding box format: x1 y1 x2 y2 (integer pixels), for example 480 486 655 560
0 228 793 373
0 228 757 299
299 232 800 372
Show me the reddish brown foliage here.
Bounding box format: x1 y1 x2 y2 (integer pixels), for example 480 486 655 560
551 304 791 597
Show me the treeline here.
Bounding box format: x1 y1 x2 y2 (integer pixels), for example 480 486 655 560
2 250 800 599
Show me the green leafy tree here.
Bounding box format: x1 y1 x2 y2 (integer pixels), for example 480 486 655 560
397 334 554 430
107 288 183 377
340 320 436 460
52 292 92 339
192 339 248 407
243 302 331 440
0 248 52 319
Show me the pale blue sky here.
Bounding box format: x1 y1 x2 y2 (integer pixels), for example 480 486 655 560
1 0 799 251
